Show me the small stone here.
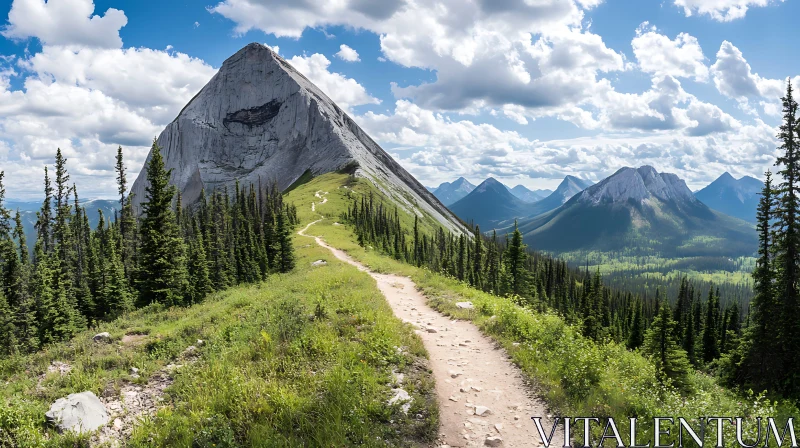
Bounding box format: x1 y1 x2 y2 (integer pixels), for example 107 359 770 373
449 370 462 378
460 387 469 393
512 342 520 347
494 423 503 432
485 436 503 446
456 301 474 309
388 388 412 414
113 418 123 430
311 260 327 266
471 386 482 392
426 327 438 333
92 332 111 343
449 395 460 402
196 339 205 346
514 415 520 421
475 406 492 416
129 367 140 375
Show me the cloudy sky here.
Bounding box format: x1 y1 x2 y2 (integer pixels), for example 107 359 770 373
0 0 796 199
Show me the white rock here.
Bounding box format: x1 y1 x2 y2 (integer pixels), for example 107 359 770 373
456 301 474 309
388 388 412 414
449 370 462 378
485 436 503 446
311 260 328 266
92 332 111 343
45 391 109 434
475 406 492 416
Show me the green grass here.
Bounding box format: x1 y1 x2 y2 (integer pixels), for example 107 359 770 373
0 208 438 447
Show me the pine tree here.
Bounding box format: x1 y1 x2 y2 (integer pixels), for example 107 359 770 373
0 291 17 356
276 207 295 273
702 288 720 363
627 298 644 349
137 140 188 306
505 221 527 296
472 225 484 290
644 301 692 391
186 219 212 303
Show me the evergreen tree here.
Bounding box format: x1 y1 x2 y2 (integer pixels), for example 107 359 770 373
627 298 644 349
702 288 720 363
0 291 16 356
505 221 527 296
644 301 692 391
186 219 212 303
137 140 188 306
276 207 295 273
472 225 484 290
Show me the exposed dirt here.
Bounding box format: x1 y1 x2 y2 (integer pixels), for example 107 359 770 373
299 193 552 447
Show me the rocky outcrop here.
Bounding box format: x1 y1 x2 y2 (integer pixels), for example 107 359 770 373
130 43 466 234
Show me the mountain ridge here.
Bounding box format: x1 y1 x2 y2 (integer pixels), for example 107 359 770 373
694 172 763 223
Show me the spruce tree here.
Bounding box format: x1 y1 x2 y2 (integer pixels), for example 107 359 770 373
137 140 188 306
505 221 527 296
186 219 212 303
644 301 692 391
276 207 295 273
472 225 484 290
702 288 720 363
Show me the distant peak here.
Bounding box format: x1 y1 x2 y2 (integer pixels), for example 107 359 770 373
719 171 735 180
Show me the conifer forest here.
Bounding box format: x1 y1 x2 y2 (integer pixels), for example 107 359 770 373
0 141 298 356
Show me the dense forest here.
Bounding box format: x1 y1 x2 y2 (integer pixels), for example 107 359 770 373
0 141 298 356
343 197 744 390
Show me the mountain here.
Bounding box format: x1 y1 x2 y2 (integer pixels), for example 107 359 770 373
7 199 118 251
694 172 763 223
432 177 475 205
509 185 551 203
449 178 532 229
516 166 757 257
130 43 465 234
526 175 593 217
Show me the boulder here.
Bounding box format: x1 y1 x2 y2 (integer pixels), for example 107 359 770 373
311 260 328 266
45 391 109 434
456 301 474 309
92 332 111 343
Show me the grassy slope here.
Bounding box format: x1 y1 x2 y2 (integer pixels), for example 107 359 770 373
0 184 437 447
287 173 795 445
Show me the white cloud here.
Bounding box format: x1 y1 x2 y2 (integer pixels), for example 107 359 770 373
631 23 708 81
673 0 784 21
711 40 783 101
287 53 379 110
194 21 200 28
355 100 775 189
2 0 127 48
0 0 217 199
335 44 360 62
210 0 627 125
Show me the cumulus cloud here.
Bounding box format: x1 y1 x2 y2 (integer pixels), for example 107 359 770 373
673 0 784 21
2 0 127 48
287 53 379 110
0 0 217 198
631 23 708 81
210 0 626 125
711 41 784 102
353 100 769 189
335 44 360 62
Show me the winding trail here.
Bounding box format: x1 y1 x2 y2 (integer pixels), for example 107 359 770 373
299 191 551 447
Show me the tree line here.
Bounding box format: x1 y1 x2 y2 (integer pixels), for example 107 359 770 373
344 194 746 392
0 140 297 356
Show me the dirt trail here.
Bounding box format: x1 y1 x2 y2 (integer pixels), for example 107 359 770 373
299 193 551 447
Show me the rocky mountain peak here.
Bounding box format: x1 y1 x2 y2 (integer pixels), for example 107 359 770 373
130 42 465 233
575 166 698 206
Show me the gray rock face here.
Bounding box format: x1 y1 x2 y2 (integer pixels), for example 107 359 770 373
575 166 698 206
46 391 109 434
131 43 466 234
93 332 111 343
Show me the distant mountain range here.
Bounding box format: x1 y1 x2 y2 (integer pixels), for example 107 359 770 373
509 185 552 203
7 199 119 250
449 178 533 229
694 172 763 223
431 177 476 206
515 166 757 257
449 175 594 229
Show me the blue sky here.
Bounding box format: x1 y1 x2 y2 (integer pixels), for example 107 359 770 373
0 0 794 198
